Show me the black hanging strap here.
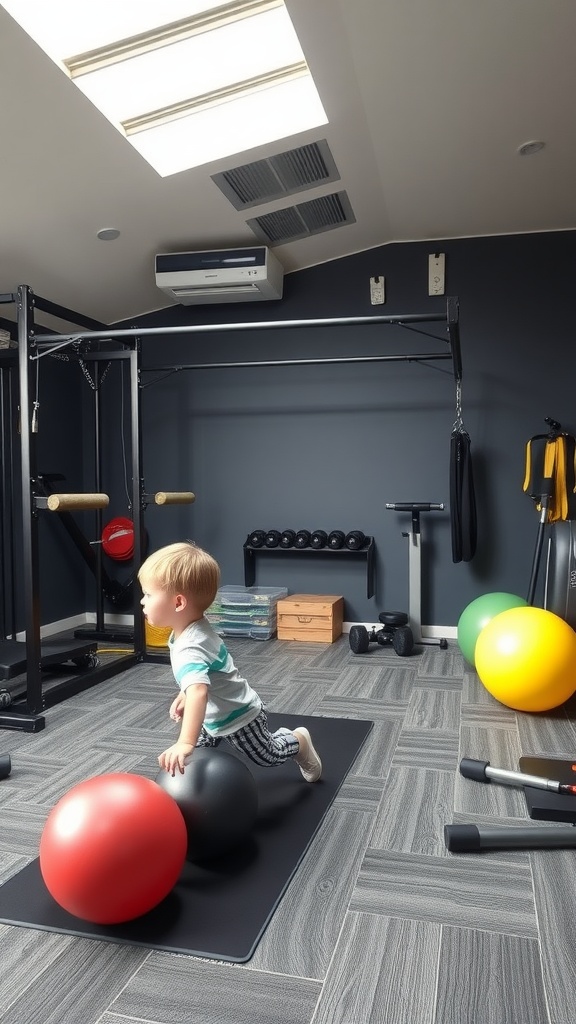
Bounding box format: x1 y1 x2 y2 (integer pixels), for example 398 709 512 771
450 381 477 563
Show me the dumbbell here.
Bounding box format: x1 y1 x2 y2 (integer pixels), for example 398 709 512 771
328 530 346 549
294 530 311 548
280 529 296 548
310 530 328 549
345 530 367 550
248 530 266 547
0 754 11 781
265 530 282 548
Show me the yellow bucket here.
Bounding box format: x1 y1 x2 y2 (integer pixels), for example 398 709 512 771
145 622 172 648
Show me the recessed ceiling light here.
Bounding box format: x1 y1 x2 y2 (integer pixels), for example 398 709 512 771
518 140 545 157
97 227 121 240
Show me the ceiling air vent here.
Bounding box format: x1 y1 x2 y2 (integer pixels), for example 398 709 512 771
247 191 356 246
212 140 340 210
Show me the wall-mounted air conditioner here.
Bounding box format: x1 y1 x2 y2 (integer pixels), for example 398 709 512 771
155 246 284 304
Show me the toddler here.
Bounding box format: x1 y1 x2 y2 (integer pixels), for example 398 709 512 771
138 541 322 782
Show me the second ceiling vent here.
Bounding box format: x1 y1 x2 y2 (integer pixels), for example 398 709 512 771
212 139 340 210
247 191 356 246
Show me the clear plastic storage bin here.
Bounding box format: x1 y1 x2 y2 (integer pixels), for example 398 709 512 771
206 585 288 640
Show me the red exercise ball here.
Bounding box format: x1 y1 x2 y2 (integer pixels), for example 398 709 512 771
39 773 187 924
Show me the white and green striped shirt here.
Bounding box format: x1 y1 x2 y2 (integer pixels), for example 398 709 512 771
169 617 262 736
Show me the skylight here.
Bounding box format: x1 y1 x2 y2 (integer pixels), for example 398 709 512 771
3 0 328 176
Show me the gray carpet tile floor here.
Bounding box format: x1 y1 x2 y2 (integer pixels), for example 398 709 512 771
1 632 575 1024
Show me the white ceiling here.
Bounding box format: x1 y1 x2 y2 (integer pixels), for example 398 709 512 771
1 0 575 327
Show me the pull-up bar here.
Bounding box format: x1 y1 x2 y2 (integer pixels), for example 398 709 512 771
34 309 452 344
141 353 453 387
32 299 462 384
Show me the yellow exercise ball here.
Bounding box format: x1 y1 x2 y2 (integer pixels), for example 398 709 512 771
475 605 576 712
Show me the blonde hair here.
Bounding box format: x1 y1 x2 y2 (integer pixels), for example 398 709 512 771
138 542 220 612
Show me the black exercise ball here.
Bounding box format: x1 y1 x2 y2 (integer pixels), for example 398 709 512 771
155 748 258 862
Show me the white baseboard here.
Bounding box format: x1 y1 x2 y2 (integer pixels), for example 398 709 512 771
343 621 457 640
16 613 457 643
424 624 457 640
14 611 135 641
85 612 134 626
15 613 89 641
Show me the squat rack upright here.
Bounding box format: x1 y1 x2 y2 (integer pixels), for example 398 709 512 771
0 286 461 734
0 285 144 732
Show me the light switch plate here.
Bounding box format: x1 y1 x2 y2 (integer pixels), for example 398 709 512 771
428 254 445 295
370 276 385 304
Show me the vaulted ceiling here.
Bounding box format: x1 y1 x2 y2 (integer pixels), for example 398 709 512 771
1 0 575 327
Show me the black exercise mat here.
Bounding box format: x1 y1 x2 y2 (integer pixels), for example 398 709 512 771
0 714 372 962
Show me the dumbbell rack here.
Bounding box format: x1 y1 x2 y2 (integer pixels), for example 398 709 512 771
243 536 376 598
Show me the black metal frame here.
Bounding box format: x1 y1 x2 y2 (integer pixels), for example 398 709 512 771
0 348 17 647
0 290 462 733
0 286 143 732
32 299 462 384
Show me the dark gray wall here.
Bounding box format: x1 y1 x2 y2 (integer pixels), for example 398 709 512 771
9 231 570 630
3 352 88 631
112 229 576 627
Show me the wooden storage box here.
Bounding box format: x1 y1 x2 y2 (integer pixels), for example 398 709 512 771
277 594 344 643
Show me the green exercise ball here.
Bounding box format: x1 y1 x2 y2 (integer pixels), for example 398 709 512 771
457 592 528 666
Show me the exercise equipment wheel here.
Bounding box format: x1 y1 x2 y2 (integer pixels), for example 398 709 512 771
349 612 414 657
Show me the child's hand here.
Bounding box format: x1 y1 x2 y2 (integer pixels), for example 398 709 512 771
159 742 194 776
169 692 186 721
